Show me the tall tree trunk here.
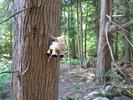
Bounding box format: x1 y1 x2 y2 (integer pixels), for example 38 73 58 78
84 8 89 59
79 0 84 67
71 37 77 59
12 0 61 100
84 23 87 59
123 0 131 62
76 0 80 58
70 1 77 59
93 1 100 58
67 5 71 67
96 0 112 82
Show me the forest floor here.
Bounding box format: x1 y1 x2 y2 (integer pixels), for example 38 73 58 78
58 63 133 100
1 62 133 100
59 65 96 100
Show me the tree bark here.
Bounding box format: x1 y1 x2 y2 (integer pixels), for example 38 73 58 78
12 0 61 100
71 37 77 59
76 0 80 58
79 0 84 67
96 0 112 82
84 7 89 59
67 5 71 67
70 1 77 59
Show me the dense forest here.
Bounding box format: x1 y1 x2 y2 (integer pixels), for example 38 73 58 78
0 0 133 100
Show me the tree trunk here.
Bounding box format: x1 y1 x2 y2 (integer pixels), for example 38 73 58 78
67 5 71 67
12 0 61 100
123 0 131 62
79 0 84 67
71 37 77 59
84 8 89 59
96 0 112 82
76 0 80 58
70 1 77 59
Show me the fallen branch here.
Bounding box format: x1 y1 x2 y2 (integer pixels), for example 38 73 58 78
107 15 133 48
106 15 127 79
0 6 32 25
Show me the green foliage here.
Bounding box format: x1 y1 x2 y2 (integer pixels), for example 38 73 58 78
0 62 12 98
86 34 97 56
122 88 133 98
70 59 80 65
95 68 122 85
0 0 12 97
104 68 118 78
0 0 12 55
61 58 80 65
61 0 100 60
72 83 82 91
68 27 77 37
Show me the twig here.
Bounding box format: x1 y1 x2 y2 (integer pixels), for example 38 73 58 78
22 66 29 75
0 70 19 74
107 15 133 48
67 90 82 96
0 6 31 25
106 15 115 62
0 54 11 60
115 85 133 89
121 30 133 48
106 15 127 79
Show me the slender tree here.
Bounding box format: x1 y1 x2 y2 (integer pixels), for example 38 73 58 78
96 0 112 82
123 0 131 62
12 0 61 100
96 0 133 82
78 0 84 67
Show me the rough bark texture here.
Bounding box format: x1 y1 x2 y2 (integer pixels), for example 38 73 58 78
12 0 26 99
79 0 84 67
12 0 61 100
96 0 112 82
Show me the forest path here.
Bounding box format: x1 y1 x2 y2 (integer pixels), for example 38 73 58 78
58 64 133 100
59 65 96 99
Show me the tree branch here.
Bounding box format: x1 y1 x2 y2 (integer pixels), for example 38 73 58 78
0 54 11 60
120 30 133 48
106 15 133 48
0 6 32 25
109 19 133 33
0 70 19 74
105 15 127 79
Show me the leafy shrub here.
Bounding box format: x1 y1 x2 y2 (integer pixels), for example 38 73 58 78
70 59 80 65
61 58 80 65
96 68 121 84
0 63 12 98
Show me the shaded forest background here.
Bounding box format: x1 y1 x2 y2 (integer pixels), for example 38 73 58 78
0 0 132 99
